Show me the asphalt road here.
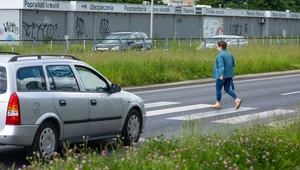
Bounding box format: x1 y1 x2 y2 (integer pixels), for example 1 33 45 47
135 73 300 139
1 71 300 169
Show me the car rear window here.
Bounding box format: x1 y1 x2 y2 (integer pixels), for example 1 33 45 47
0 66 7 94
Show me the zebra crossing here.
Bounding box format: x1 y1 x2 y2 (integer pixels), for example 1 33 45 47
145 101 297 125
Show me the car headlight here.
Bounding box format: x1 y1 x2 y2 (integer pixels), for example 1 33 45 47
111 46 120 50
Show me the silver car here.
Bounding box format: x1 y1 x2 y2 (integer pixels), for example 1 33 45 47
197 35 248 49
0 52 146 158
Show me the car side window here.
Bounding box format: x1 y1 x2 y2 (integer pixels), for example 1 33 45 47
0 67 7 94
136 34 143 42
46 65 79 91
16 66 46 91
75 66 108 92
129 34 137 42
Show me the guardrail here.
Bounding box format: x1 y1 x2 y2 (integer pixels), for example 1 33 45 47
0 36 299 53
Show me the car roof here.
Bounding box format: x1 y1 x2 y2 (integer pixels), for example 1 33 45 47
0 54 83 65
111 32 134 34
110 31 146 34
209 35 245 39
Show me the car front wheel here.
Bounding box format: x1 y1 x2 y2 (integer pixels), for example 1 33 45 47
121 109 141 146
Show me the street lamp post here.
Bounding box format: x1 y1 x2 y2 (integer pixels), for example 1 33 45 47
150 0 154 39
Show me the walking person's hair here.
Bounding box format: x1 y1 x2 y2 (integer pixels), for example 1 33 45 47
218 41 227 49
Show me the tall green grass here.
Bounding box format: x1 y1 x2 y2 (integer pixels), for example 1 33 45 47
1 43 300 87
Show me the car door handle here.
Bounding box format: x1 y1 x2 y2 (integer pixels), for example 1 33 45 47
90 99 97 106
59 100 66 106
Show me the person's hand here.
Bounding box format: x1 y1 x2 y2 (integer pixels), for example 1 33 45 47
220 76 224 80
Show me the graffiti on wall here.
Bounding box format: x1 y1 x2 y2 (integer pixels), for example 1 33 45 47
22 22 59 40
3 22 19 34
0 21 19 40
6 35 15 40
229 22 248 35
75 17 88 38
99 19 110 39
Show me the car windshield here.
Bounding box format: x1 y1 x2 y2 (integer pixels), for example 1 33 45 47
101 34 131 44
205 38 223 44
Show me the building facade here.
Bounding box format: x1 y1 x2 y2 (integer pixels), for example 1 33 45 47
0 0 300 41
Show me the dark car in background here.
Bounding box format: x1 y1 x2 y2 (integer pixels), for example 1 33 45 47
95 31 152 51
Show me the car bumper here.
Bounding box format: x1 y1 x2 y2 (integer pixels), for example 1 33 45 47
0 125 38 146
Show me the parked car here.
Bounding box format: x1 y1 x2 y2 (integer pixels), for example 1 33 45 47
95 31 152 51
0 52 146 158
197 35 248 49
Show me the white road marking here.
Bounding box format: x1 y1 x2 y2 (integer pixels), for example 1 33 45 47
145 101 181 108
212 109 294 124
281 91 300 96
167 107 257 120
146 104 211 117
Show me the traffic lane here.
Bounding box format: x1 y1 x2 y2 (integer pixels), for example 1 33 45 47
138 74 300 138
134 74 300 109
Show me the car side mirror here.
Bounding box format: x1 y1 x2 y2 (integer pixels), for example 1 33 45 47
111 84 121 93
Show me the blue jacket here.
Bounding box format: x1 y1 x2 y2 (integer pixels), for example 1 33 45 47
212 49 235 79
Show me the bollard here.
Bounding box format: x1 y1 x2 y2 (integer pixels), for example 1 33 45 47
270 36 272 46
50 40 53 51
32 40 35 52
66 40 69 51
11 41 14 52
279 36 282 46
92 40 95 52
142 38 145 50
64 41 67 54
185 37 188 51
154 40 156 50
165 38 168 51
83 40 86 51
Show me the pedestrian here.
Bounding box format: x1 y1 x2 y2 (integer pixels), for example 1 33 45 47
210 40 242 110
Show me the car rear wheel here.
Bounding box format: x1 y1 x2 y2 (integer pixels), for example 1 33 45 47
26 121 58 158
121 109 141 146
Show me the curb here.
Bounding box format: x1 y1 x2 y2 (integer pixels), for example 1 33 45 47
123 70 300 92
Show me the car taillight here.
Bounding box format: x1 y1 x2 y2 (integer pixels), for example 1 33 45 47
6 93 21 125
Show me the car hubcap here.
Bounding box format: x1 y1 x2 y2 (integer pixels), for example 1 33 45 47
39 127 56 157
127 115 140 141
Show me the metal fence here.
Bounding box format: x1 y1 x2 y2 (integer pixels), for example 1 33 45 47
0 36 299 53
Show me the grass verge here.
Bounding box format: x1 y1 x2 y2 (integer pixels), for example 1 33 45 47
1 43 300 87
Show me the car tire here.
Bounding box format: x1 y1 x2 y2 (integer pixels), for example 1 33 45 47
121 109 141 146
26 121 58 159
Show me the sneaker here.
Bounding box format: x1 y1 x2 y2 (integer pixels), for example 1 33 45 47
235 98 242 109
